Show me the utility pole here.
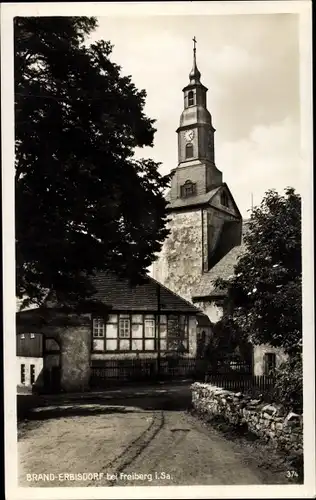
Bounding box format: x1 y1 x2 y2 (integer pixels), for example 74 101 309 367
156 282 161 379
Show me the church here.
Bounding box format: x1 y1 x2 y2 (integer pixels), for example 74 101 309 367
153 40 242 317
15 41 286 393
152 40 286 376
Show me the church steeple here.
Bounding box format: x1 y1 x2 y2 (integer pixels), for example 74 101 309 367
189 36 201 84
170 38 223 204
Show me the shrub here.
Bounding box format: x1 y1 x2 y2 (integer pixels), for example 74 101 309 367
274 355 302 412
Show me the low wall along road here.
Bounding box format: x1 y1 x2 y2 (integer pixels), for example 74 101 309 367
191 383 303 456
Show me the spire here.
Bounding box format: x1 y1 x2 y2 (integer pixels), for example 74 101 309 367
189 36 201 84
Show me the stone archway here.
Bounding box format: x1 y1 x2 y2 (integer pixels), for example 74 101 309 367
43 336 61 393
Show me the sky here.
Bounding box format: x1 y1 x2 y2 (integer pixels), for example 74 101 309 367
88 13 301 219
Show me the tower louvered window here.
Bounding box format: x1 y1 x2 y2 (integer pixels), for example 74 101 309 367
181 180 196 198
185 143 194 159
220 191 229 207
188 90 194 106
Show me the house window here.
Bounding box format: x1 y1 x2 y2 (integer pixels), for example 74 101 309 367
264 353 276 375
166 315 189 352
144 319 155 338
118 315 131 350
30 364 35 385
91 314 190 353
20 364 25 384
92 318 105 351
181 180 196 198
188 90 194 106
93 318 105 337
119 318 131 338
105 314 118 351
144 315 156 351
185 143 194 159
21 334 25 339
30 333 35 339
220 191 229 207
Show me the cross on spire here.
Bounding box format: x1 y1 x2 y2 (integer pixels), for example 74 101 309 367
189 36 201 83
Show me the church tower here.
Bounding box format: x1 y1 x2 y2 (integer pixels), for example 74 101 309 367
153 39 242 303
170 37 223 203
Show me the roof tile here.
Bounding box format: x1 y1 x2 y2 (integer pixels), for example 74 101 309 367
91 273 202 313
192 243 246 299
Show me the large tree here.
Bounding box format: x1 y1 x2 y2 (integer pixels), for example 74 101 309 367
215 187 302 357
15 17 170 309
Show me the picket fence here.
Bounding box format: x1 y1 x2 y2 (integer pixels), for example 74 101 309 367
89 358 277 401
206 373 277 400
89 358 254 388
90 357 199 387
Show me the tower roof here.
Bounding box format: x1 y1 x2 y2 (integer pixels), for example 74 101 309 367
189 36 201 84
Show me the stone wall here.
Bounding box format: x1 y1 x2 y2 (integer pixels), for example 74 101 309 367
152 209 203 302
60 325 91 392
191 383 303 455
171 162 208 199
152 201 240 305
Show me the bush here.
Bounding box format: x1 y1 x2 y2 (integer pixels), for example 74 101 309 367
274 355 302 412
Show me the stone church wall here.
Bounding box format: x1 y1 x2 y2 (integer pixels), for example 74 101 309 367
152 209 203 303
170 163 208 200
178 129 199 164
153 203 241 304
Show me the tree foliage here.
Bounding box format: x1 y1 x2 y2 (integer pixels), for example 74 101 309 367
274 356 302 412
215 188 302 356
15 17 170 308
203 316 252 369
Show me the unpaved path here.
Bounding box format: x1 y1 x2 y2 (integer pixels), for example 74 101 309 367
112 411 286 486
18 395 287 487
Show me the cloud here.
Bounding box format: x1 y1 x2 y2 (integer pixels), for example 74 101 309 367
92 14 301 218
208 45 262 75
216 117 302 217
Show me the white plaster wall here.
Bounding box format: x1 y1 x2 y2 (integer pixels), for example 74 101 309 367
17 356 43 388
194 300 224 324
253 344 288 376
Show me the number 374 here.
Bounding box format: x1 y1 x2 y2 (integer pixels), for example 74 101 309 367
286 470 298 478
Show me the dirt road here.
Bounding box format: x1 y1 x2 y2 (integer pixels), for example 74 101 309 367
18 385 287 487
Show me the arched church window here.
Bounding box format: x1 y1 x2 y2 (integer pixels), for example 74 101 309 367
188 90 194 106
220 191 229 207
185 143 194 159
181 180 196 198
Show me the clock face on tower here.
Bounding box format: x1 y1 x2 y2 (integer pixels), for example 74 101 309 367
185 130 194 142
